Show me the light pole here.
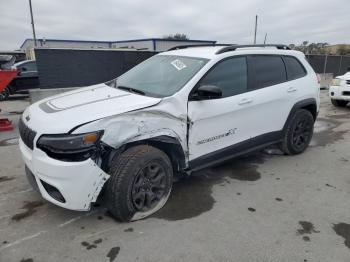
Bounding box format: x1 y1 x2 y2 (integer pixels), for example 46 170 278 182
253 15 258 45
29 0 37 47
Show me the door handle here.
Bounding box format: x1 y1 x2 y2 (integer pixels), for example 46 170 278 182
238 98 253 105
287 87 297 93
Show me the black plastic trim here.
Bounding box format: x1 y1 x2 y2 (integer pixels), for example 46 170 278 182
216 44 291 54
168 44 232 51
188 131 283 171
283 98 317 130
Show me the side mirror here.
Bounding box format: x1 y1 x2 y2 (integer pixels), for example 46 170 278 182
192 85 222 100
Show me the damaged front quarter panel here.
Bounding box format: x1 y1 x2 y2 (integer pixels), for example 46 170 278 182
74 97 189 168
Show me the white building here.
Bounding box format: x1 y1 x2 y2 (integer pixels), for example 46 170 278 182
20 38 216 58
111 38 216 51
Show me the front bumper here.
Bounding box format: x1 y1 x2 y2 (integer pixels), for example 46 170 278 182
19 138 110 211
329 85 350 101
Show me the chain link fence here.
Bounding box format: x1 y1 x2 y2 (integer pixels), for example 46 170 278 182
306 54 350 76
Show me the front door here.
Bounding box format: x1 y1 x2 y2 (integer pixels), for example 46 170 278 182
188 56 255 164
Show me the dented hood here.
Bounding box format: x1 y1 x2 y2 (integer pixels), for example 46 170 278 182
23 84 161 134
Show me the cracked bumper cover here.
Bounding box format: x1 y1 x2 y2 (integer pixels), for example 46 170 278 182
19 137 110 211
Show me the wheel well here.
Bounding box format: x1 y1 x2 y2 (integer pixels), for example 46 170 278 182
111 136 187 174
283 99 318 131
300 103 317 121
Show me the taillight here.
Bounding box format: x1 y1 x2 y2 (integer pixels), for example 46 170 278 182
316 74 321 84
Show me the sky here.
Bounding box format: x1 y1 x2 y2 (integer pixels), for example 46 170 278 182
0 0 349 50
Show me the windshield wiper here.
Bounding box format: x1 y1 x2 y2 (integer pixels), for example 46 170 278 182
117 85 145 96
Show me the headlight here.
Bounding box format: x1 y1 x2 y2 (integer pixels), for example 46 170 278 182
37 131 104 160
332 78 341 86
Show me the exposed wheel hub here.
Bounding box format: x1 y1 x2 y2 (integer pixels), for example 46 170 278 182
292 119 312 148
131 161 167 212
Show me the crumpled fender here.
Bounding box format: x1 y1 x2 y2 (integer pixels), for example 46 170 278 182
73 99 189 161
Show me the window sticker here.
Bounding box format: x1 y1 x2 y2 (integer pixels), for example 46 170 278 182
171 59 187 70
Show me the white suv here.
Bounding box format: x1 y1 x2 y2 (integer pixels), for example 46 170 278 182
329 71 350 107
19 44 320 221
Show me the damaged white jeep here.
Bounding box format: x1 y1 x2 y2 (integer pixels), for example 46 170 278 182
19 44 320 222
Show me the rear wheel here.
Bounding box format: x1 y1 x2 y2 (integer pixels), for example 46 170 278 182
280 109 314 155
331 99 348 107
7 84 15 95
105 145 173 222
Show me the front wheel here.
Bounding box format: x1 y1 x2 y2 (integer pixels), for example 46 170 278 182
105 145 173 222
280 109 314 155
331 99 348 107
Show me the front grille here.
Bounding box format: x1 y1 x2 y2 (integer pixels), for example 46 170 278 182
346 80 350 85
18 117 37 150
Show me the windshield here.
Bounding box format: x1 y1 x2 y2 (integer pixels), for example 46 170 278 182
109 55 208 97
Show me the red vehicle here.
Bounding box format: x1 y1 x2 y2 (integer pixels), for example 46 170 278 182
0 69 18 101
0 55 18 101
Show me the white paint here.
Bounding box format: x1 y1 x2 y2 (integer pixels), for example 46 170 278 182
18 46 320 214
19 138 110 211
58 210 99 227
0 231 46 252
329 72 350 101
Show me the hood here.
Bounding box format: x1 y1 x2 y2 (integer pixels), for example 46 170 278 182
337 72 350 80
23 84 161 134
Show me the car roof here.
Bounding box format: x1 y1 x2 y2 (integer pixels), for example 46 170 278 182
161 46 304 60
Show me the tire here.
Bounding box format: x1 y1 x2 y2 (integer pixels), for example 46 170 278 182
280 109 314 155
0 87 10 101
331 99 348 107
7 84 15 95
105 145 173 222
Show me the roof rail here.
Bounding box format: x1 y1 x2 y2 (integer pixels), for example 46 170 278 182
167 44 231 51
215 44 291 54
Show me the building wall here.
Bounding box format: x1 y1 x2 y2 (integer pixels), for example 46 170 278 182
22 39 111 59
155 40 215 52
112 40 154 51
112 40 216 51
21 39 216 58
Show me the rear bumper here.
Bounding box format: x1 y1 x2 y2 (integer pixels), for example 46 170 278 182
19 138 110 211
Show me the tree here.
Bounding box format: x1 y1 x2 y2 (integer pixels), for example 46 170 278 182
337 46 350 55
163 33 189 40
289 44 296 49
289 41 329 55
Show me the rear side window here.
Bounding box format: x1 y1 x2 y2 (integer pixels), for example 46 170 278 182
283 56 306 80
199 57 247 97
253 55 286 88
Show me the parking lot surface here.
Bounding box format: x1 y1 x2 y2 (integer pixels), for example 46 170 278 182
0 91 350 262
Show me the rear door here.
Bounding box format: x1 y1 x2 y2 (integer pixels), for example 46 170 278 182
245 55 293 140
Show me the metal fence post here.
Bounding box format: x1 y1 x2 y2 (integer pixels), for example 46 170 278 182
338 55 343 75
323 54 328 74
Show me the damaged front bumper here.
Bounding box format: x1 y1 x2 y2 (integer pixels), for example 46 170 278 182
19 138 110 211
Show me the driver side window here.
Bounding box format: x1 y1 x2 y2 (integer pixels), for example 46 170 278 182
199 56 248 98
